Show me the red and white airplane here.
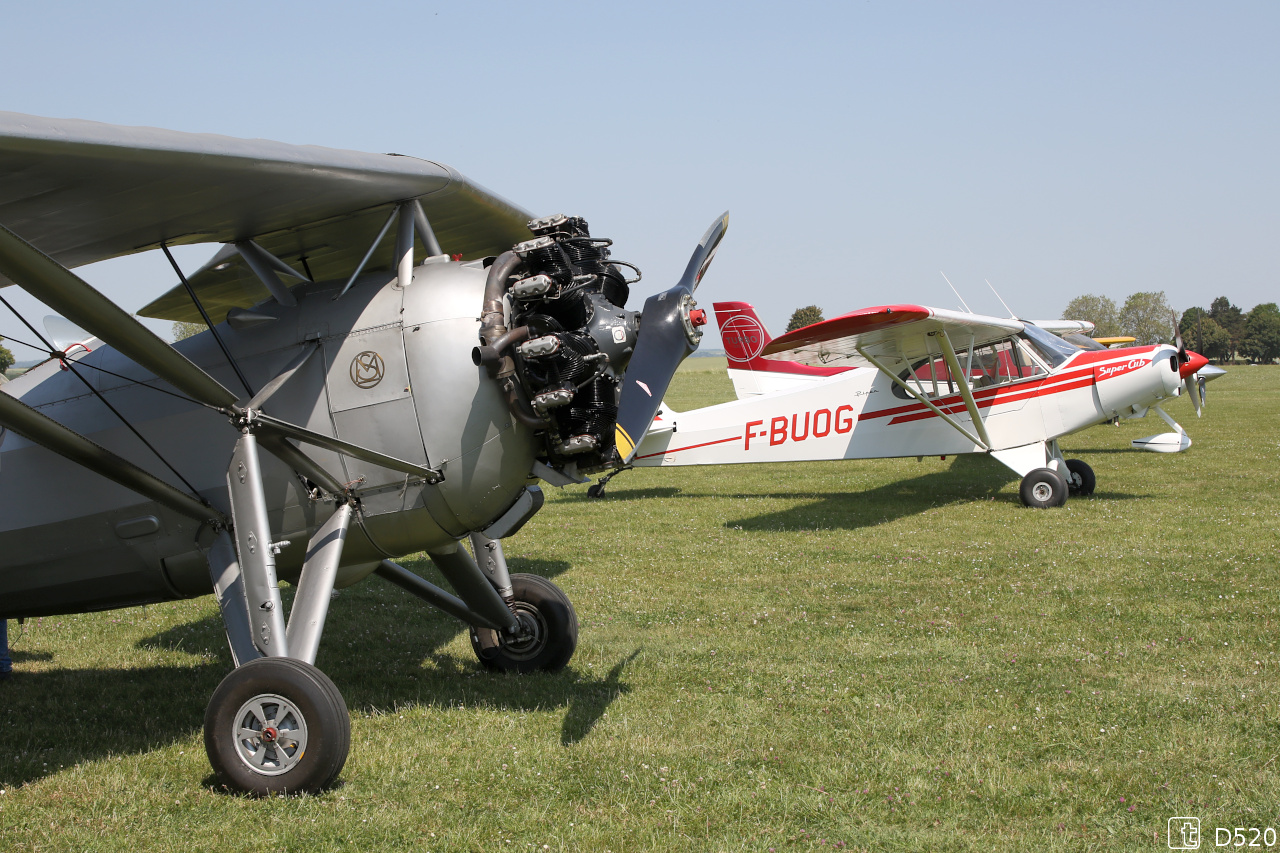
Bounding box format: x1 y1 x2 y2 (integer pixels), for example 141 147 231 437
624 301 1213 507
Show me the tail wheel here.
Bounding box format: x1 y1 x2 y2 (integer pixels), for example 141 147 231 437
204 657 350 795
1064 459 1096 496
470 574 578 673
1019 467 1069 509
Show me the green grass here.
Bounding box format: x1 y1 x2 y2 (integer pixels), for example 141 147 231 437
2 364 1278 851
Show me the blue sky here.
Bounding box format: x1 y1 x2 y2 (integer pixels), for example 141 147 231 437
1 1 1277 353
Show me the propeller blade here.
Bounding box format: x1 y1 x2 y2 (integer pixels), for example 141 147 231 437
613 213 729 462
1184 375 1203 417
1170 310 1190 365
678 212 730 294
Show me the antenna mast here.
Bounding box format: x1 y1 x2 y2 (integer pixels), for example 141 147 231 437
940 272 972 313
985 279 1017 319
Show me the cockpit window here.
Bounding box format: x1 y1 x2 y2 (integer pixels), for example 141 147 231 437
1020 323 1079 367
892 335 1048 399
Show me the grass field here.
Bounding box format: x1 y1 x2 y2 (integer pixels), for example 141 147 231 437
1 362 1277 851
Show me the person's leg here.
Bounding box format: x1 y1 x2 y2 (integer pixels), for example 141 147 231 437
0 620 11 679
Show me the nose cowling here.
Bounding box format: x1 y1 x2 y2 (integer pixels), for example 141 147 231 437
1179 350 1208 379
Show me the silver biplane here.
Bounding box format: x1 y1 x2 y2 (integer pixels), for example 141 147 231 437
0 113 725 794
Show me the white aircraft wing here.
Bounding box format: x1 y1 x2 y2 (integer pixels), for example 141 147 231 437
762 304 1024 369
1030 319 1096 335
0 112 534 322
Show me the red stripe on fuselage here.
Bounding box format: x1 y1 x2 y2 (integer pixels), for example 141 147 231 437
634 434 743 460
859 365 1097 424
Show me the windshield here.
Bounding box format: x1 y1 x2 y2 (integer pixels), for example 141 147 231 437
1020 323 1079 367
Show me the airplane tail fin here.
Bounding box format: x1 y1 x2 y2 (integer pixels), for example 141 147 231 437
714 301 775 370
713 301 852 398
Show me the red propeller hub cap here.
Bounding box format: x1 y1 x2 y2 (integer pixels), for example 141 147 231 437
688 308 707 327
1179 351 1209 379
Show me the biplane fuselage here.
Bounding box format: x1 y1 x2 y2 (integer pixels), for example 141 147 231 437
0 111 728 793
0 261 532 619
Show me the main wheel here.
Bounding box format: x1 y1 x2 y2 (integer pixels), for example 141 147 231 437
204 657 350 796
470 573 578 673
1064 459 1095 496
1019 467 1068 508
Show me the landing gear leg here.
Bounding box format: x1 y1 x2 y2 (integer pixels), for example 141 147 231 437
466 533 578 672
470 573 578 673
203 431 355 794
587 465 631 499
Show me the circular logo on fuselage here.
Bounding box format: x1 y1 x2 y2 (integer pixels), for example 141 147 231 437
350 351 385 388
721 314 766 362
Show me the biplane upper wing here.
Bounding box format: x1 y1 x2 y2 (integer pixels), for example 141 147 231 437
0 112 534 322
762 304 1025 368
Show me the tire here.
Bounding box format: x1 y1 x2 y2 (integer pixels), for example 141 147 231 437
1019 467 1068 509
204 657 350 796
587 483 606 499
470 573 578 673
1064 459 1095 496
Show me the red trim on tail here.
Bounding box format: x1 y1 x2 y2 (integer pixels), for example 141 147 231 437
713 301 850 377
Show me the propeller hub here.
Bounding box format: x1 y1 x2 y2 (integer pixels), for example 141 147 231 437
678 293 704 346
1179 350 1208 379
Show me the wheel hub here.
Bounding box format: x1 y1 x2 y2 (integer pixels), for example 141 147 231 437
498 606 549 660
231 693 308 776
1032 482 1053 502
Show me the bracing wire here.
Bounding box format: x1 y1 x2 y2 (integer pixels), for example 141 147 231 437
0 290 205 496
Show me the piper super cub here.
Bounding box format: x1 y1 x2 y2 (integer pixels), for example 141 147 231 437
623 300 1214 507
0 112 726 794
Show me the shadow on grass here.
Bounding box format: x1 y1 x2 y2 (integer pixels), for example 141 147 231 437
11 649 53 663
716 455 1149 530
559 485 683 502
0 556 635 789
717 455 1013 531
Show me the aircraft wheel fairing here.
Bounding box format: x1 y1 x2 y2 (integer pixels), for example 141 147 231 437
1019 467 1068 509
1064 459 1096 496
204 657 350 796
470 574 578 673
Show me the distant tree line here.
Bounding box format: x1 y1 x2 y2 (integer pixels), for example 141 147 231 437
0 337 14 373
1062 292 1280 364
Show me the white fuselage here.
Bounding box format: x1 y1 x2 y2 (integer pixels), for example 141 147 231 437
634 344 1184 474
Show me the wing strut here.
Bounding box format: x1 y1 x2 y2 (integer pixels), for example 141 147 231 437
932 330 992 448
162 242 256 398
412 200 443 256
856 344 989 451
335 206 400 300
233 240 303 307
0 222 241 410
